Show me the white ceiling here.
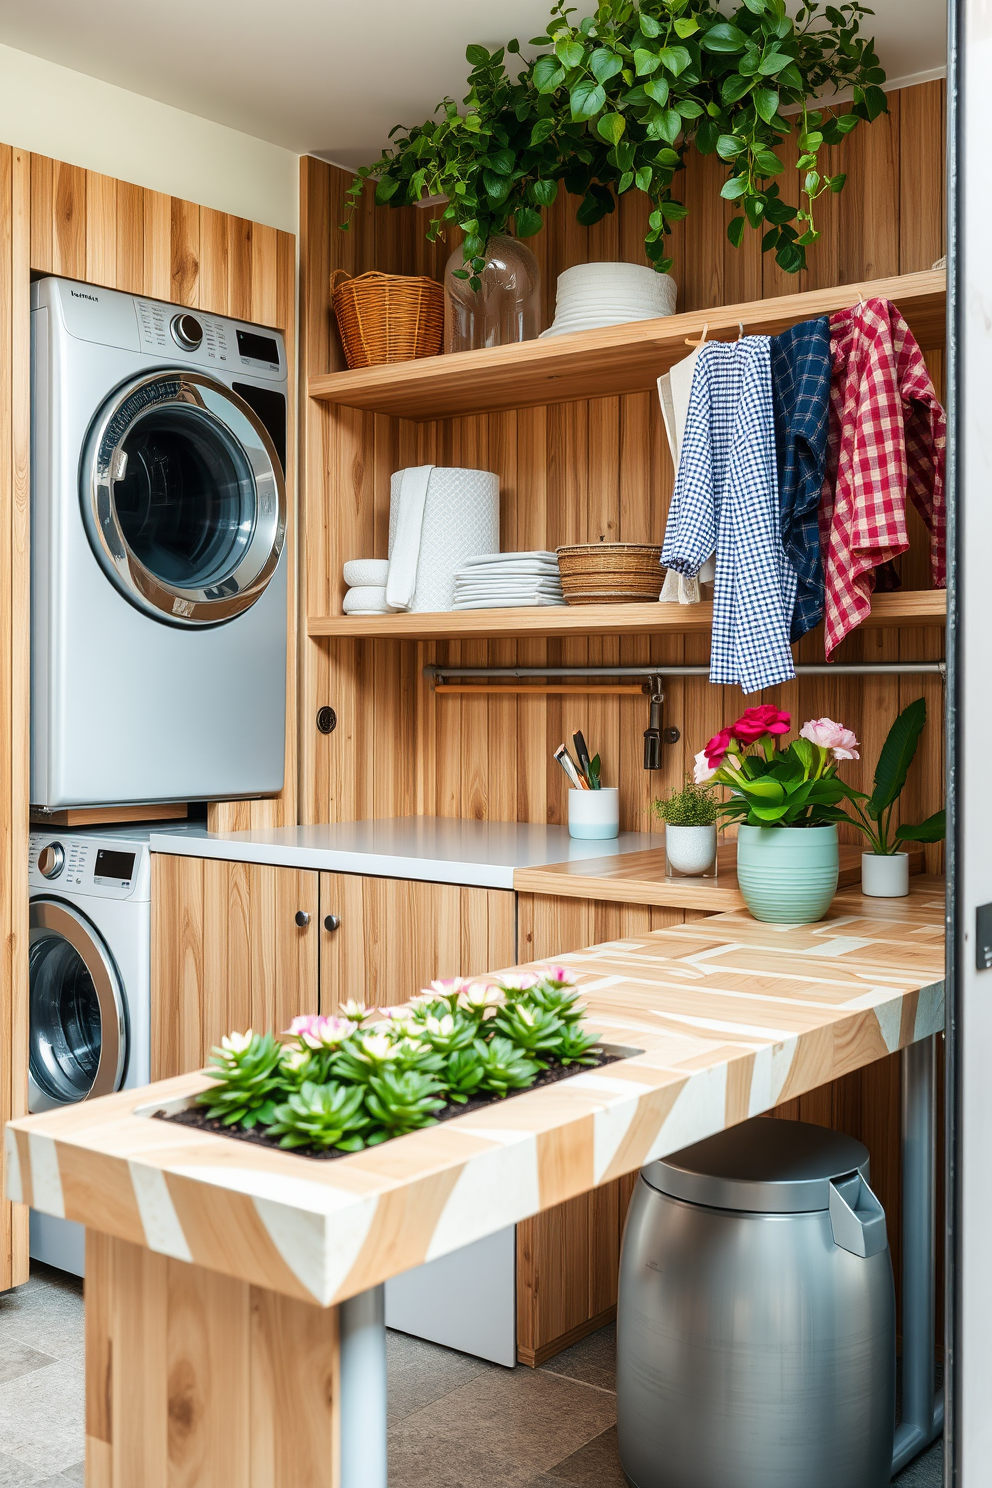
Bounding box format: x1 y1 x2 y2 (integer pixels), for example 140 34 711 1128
0 0 947 167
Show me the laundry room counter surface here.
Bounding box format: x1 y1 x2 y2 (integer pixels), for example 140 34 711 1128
149 816 659 890
6 877 945 1308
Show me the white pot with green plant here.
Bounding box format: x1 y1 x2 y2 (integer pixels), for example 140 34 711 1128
654 776 719 877
843 698 945 898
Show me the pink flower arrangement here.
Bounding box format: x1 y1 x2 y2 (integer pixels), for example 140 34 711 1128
691 708 861 828
284 1013 357 1049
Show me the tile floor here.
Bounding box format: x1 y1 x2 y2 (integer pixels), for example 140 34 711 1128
0 1263 942 1487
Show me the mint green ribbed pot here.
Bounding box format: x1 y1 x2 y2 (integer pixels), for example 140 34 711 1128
736 824 839 924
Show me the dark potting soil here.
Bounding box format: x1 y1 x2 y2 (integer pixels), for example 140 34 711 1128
155 1049 622 1161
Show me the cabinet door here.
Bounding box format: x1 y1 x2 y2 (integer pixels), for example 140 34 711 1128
152 855 319 1078
318 873 516 1011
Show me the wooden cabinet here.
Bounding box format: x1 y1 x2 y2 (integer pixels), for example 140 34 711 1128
151 855 320 1079
151 857 516 1076
319 873 516 1011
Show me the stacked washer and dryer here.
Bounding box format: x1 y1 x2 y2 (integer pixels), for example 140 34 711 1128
28 278 290 1272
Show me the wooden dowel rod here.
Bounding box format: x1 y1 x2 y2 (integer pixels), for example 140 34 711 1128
432 683 647 696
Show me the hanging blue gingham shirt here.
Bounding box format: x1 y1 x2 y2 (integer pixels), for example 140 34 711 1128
770 317 832 640
661 338 796 692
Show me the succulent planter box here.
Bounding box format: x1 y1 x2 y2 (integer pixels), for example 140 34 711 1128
151 1043 627 1161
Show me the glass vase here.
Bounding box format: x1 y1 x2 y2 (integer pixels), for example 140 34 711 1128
443 234 541 353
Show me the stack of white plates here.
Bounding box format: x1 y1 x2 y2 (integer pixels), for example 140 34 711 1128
452 551 566 610
541 261 677 338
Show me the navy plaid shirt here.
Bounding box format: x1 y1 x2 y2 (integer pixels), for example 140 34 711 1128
770 317 832 640
661 338 796 693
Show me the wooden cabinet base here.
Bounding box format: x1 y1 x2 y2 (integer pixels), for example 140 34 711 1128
85 1231 339 1488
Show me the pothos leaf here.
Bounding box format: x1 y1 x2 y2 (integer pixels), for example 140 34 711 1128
596 111 626 145
570 79 607 120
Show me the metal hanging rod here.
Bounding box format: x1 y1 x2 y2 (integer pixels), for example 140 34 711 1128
424 662 946 682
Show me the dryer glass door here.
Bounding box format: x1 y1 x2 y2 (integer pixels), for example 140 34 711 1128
29 900 127 1110
82 370 287 625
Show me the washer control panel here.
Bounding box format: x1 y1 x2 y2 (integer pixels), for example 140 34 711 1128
29 832 152 900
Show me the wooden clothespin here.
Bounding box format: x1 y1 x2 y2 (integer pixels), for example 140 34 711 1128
684 321 709 348
737 321 745 340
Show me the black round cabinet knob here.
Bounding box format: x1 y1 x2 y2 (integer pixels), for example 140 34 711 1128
294 910 310 928
324 915 341 932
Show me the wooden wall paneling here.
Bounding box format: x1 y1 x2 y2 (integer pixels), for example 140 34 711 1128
141 190 172 301
0 145 30 1289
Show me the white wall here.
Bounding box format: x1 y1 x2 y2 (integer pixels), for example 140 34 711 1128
0 42 298 234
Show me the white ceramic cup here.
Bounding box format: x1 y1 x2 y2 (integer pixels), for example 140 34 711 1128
861 851 910 897
568 787 619 840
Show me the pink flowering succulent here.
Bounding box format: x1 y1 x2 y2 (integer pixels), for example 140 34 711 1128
285 1013 357 1049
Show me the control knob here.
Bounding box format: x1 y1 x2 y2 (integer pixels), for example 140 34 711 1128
38 843 65 879
171 313 203 351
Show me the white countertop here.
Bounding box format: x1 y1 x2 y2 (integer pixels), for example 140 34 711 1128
149 817 659 890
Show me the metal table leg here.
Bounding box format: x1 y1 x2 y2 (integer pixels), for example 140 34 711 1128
892 1034 944 1476
340 1283 388 1487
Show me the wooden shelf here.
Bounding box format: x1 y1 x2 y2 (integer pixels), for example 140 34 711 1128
307 589 946 641
308 269 946 422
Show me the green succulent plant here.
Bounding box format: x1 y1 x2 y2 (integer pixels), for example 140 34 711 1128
476 1036 542 1097
445 1045 489 1103
197 1031 286 1128
364 1069 447 1139
265 1081 371 1152
556 1024 602 1066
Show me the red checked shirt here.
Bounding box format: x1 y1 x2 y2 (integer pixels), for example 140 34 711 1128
819 298 946 658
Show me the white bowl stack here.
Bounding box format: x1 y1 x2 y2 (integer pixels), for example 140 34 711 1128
342 559 395 615
541 262 677 338
452 551 566 609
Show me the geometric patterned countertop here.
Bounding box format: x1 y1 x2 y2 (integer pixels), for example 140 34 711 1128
5 878 945 1309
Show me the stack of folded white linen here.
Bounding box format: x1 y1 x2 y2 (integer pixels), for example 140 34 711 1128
452 551 566 609
342 559 396 614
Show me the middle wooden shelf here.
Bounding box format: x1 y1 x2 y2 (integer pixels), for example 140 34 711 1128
307 589 946 641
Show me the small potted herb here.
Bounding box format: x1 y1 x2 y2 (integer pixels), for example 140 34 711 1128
654 776 719 877
841 698 945 897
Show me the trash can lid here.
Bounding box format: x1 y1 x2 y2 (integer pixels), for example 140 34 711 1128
641 1118 871 1214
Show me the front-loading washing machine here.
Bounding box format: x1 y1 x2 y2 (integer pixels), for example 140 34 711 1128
27 826 187 1274
30 276 289 809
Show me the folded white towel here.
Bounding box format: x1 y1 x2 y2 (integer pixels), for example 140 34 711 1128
459 550 558 567
452 594 568 609
343 558 390 588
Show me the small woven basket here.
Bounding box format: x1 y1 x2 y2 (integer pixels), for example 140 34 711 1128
331 270 444 369
556 543 664 604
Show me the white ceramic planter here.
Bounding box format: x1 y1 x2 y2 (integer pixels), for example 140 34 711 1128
861 852 910 898
568 787 619 840
665 824 718 877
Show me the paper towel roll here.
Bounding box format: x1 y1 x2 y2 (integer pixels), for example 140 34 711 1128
386 466 500 612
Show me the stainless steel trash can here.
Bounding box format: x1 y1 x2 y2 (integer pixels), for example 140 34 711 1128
616 1118 896 1488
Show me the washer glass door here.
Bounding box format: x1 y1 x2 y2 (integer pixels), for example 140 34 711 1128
29 900 127 1110
82 370 286 626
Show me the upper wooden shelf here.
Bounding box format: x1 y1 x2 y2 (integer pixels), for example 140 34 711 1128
307 588 946 641
308 269 946 422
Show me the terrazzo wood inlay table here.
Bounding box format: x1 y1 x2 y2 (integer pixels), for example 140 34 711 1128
5 878 946 1487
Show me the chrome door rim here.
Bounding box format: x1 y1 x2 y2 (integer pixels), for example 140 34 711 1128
81 369 287 626
29 898 126 1102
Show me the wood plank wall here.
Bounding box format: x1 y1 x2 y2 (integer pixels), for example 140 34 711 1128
301 80 946 868
0 151 298 1289
0 146 31 1292
27 154 299 834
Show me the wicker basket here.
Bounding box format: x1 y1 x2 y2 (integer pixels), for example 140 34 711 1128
331 270 444 369
556 543 664 604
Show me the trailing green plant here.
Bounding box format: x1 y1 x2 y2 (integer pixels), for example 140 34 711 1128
842 697 946 856
342 0 886 283
654 774 719 826
197 966 602 1152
